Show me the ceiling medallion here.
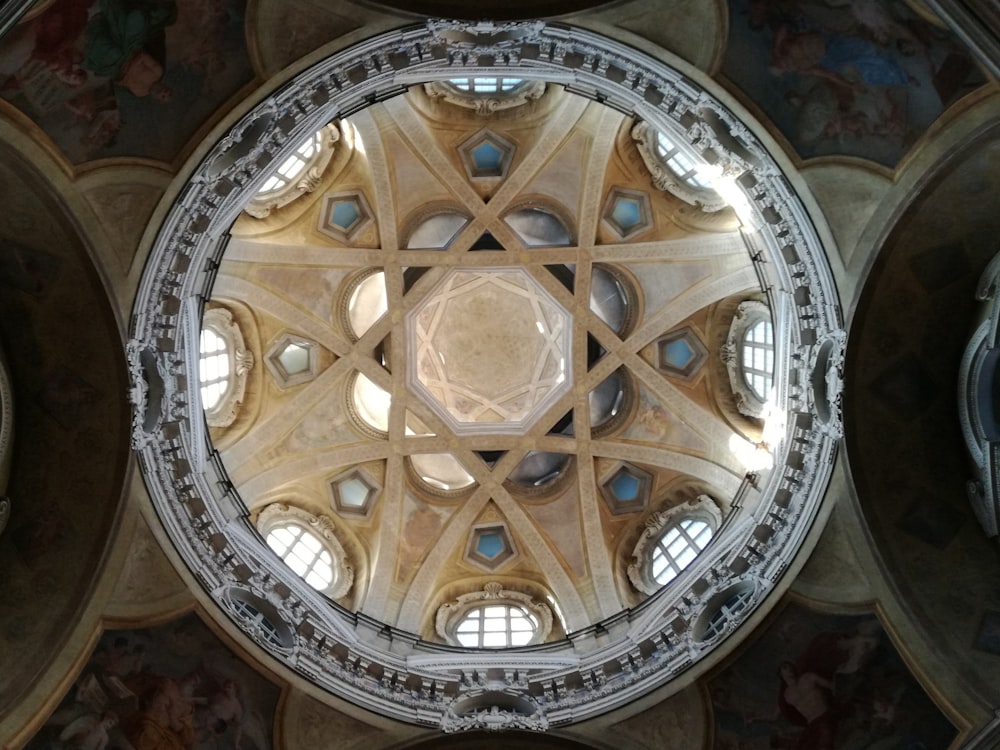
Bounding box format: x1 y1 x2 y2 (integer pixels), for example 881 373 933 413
407 268 571 435
128 20 845 733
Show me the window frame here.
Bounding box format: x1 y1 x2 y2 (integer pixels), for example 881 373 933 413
256 503 354 599
245 124 339 219
423 78 546 115
435 582 553 648
200 307 254 428
628 494 723 596
722 300 775 419
631 121 727 212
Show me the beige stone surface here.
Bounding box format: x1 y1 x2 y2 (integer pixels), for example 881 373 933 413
800 163 890 270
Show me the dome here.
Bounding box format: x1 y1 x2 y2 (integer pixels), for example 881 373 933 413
128 21 843 731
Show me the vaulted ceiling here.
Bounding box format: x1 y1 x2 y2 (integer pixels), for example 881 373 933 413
1 1 1000 748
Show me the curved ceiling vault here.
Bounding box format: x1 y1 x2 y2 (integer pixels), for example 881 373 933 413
128 21 844 731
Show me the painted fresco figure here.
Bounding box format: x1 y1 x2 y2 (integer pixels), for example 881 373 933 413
82 0 178 101
770 22 912 90
28 0 93 87
194 679 244 748
129 672 200 750
747 662 839 749
55 712 118 750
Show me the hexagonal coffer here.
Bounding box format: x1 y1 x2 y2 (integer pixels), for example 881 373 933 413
405 268 572 435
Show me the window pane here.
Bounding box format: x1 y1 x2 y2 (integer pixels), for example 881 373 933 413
483 631 507 647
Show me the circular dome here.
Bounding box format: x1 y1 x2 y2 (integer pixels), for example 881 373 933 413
129 21 843 732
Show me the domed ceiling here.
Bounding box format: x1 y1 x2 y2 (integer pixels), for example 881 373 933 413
129 21 844 731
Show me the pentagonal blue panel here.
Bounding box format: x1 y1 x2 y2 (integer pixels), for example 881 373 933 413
319 191 373 243
331 200 361 230
611 198 641 231
472 141 504 172
466 524 517 571
601 463 652 515
460 130 515 180
611 472 640 501
602 188 651 239
476 532 505 559
655 327 708 380
330 470 380 517
662 339 696 370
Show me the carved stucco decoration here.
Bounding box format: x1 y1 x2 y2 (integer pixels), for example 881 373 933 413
960 249 1000 538
435 582 554 645
628 494 724 596
423 79 546 115
245 124 340 219
441 691 550 733
257 502 355 600
631 121 728 213
201 307 254 428
128 20 844 730
721 300 772 420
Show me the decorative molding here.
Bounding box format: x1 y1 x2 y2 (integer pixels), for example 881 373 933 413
0 1 33 41
722 300 772 419
127 19 845 730
257 503 355 599
424 79 546 116
628 495 724 596
245 124 339 219
201 307 254 428
441 691 549 733
960 249 1000 538
631 121 727 213
435 582 553 646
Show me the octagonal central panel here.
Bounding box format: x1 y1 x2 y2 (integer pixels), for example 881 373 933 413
406 268 572 435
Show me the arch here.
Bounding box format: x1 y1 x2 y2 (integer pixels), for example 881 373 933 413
199 307 254 428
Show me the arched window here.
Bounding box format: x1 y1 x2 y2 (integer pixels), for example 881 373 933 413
405 211 469 250
342 269 388 340
257 504 353 599
723 300 775 419
503 206 572 247
654 131 713 190
232 598 286 648
349 371 392 438
447 76 525 93
455 604 538 648
199 308 253 428
697 584 755 642
225 588 295 650
631 121 726 212
266 523 335 591
436 582 553 648
423 79 546 115
742 319 774 401
260 130 323 194
650 517 714 585
628 494 723 596
245 124 339 218
199 327 230 411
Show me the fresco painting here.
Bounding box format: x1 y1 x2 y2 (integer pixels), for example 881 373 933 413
0 0 254 164
709 601 956 749
723 0 982 166
27 613 281 749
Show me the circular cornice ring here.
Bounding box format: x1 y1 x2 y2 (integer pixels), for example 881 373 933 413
128 19 845 732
